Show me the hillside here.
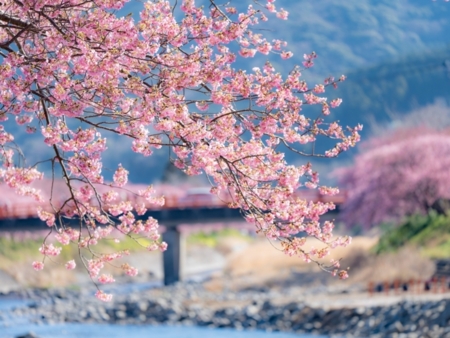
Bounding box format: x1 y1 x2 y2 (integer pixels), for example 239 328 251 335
3 0 450 184
277 0 450 75
331 45 450 130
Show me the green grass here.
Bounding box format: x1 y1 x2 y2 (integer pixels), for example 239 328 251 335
374 211 450 258
421 240 450 259
96 235 154 252
187 228 250 247
0 228 248 269
0 237 43 261
0 232 164 289
0 233 156 267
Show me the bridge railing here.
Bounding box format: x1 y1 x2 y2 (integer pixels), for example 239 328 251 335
0 204 44 220
0 188 347 220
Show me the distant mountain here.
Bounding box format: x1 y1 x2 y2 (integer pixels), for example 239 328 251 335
256 0 450 79
6 0 450 185
331 45 450 130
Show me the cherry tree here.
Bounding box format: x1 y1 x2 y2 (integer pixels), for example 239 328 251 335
336 127 450 230
0 0 361 300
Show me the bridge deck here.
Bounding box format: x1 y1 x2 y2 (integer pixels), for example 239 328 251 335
0 183 344 286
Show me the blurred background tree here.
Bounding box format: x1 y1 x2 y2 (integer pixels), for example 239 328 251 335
335 123 450 257
336 127 450 229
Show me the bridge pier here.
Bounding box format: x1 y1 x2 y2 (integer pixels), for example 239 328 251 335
162 227 185 285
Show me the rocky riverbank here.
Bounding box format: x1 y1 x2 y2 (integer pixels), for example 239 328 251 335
3 282 450 338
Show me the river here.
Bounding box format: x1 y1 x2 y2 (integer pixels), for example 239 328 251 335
0 298 326 338
2 323 325 338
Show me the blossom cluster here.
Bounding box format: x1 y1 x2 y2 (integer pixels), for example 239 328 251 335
0 0 363 299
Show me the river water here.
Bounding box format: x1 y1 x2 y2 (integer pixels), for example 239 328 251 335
0 298 326 338
2 323 324 338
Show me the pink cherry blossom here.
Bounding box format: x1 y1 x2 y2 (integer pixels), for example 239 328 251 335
121 263 138 277
159 242 168 252
65 260 76 270
98 274 115 284
39 244 62 257
95 290 113 302
336 127 450 228
330 98 343 108
113 164 128 187
37 208 55 227
266 3 276 12
281 51 293 59
239 48 257 58
338 270 349 280
32 261 44 271
276 8 289 20
0 0 363 299
55 232 71 246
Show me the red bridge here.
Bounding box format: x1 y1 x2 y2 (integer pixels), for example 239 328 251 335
0 180 346 285
0 180 346 221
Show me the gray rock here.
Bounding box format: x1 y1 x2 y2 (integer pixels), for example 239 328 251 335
115 310 126 319
15 333 40 338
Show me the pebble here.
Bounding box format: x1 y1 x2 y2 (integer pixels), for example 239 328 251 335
3 284 450 337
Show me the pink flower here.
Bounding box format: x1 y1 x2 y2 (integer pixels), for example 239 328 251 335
257 42 272 55
2 0 364 293
272 39 286 50
121 263 138 276
55 232 71 245
102 190 119 202
88 259 104 278
138 186 156 201
95 290 113 302
318 186 339 195
39 243 62 256
147 243 159 251
330 98 343 108
37 208 55 227
304 52 317 60
135 203 147 215
276 9 289 20
313 84 325 94
113 164 129 187
266 3 276 12
98 274 115 284
126 267 138 277
65 260 76 270
195 101 209 111
239 48 257 58
302 60 314 68
280 51 293 59
305 182 317 189
159 241 168 252
338 270 349 280
32 261 44 271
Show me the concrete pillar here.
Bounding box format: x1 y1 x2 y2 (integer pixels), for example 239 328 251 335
162 227 183 285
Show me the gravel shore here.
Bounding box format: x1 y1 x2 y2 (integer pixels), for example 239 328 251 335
3 282 450 338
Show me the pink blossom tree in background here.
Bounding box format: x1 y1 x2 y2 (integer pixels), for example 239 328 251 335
336 127 450 230
0 0 362 300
